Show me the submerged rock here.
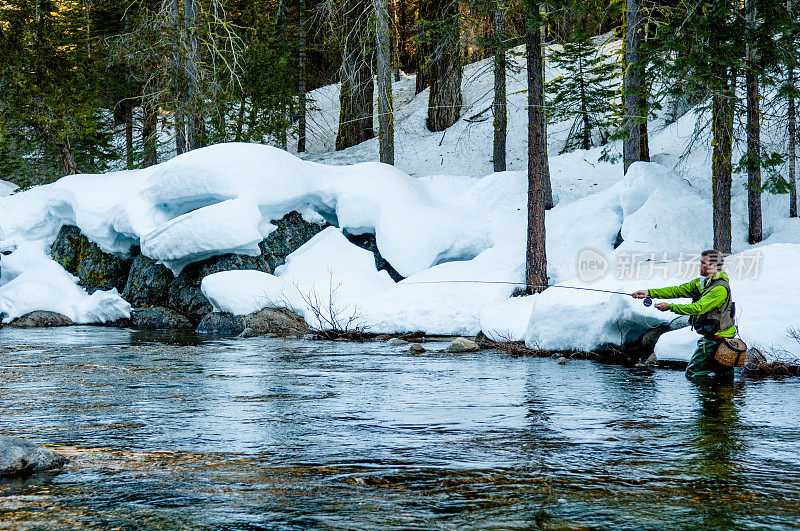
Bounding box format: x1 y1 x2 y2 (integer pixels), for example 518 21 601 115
122 255 174 307
0 436 68 477
197 307 308 337
51 225 132 293
9 311 74 328
556 356 569 365
387 338 407 346
130 307 192 330
409 343 426 354
445 337 479 353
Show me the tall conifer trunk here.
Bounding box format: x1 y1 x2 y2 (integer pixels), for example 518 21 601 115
790 67 797 218
525 4 548 293
376 0 395 164
746 0 762 243
298 0 308 152
712 68 734 253
426 0 461 131
492 0 507 172
336 0 374 150
623 0 649 173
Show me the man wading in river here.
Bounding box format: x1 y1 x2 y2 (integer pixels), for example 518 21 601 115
631 250 737 380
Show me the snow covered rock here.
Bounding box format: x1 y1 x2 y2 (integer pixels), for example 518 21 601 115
9 311 74 328
259 211 328 271
51 225 133 293
0 242 130 325
0 436 68 477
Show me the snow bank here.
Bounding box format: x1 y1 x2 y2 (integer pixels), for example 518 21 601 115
0 242 130 324
654 244 800 363
0 179 16 197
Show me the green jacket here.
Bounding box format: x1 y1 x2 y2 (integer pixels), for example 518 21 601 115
648 271 736 338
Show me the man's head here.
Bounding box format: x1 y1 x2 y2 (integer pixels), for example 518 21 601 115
700 249 724 277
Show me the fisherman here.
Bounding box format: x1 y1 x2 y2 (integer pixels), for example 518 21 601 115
631 249 736 380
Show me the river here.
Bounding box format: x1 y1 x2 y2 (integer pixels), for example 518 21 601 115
0 326 798 529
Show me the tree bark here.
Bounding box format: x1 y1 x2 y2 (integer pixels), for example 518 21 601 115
142 101 158 168
336 0 374 150
298 0 308 152
376 0 395 164
427 0 462 131
170 0 186 155
125 99 134 170
415 0 430 94
389 0 401 81
790 67 797 218
492 1 507 172
746 0 762 243
711 69 734 253
185 0 202 150
526 4 548 293
58 139 78 175
623 0 649 173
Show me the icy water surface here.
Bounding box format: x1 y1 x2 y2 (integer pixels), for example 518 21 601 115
0 327 799 529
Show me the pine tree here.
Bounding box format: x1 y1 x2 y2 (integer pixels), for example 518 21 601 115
546 33 617 153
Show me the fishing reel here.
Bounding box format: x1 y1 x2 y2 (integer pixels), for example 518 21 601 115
643 297 653 307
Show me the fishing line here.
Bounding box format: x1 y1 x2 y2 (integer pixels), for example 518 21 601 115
402 279 654 306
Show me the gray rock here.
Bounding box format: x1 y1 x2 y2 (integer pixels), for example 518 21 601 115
122 255 174 307
9 311 74 328
130 307 192 330
344 231 404 282
556 356 568 365
387 338 407 346
168 254 271 324
244 307 308 337
197 307 308 337
744 347 767 371
237 327 256 338
259 211 328 271
51 225 132 293
196 313 246 335
0 436 68 477
641 325 671 351
445 337 480 353
409 343 426 354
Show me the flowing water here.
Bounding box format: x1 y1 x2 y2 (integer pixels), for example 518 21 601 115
0 326 798 529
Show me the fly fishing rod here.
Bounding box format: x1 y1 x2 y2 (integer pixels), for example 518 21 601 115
403 280 654 307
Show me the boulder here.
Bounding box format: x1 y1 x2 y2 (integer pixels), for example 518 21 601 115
409 343 426 354
9 311 74 328
259 211 328 271
387 338 407 346
122 255 174 307
168 253 271 324
445 337 480 353
51 225 132 293
641 325 671 352
196 307 308 337
245 307 308 337
196 312 246 335
344 231 404 282
0 436 68 477
744 347 768 372
130 307 193 330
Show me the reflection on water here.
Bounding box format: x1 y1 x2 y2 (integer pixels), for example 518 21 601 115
0 327 799 528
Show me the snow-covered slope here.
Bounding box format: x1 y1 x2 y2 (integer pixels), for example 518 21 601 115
0 37 798 364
